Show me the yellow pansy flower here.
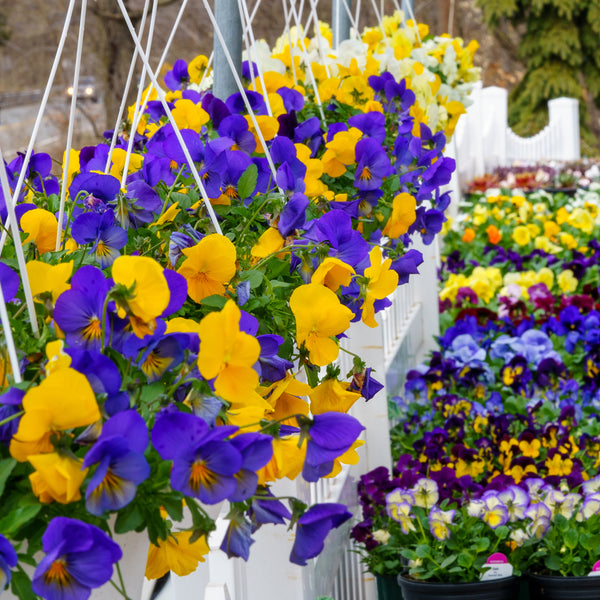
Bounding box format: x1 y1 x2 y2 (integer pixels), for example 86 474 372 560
28 453 86 504
382 192 417 238
251 227 285 259
289 283 353 366
146 532 210 579
512 225 531 246
112 256 170 337
309 378 361 415
27 260 73 305
197 300 260 403
557 269 578 294
362 246 398 328
257 435 306 483
21 209 59 254
177 234 236 304
311 257 355 291
171 98 209 132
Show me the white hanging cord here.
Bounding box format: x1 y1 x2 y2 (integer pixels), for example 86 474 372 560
104 0 153 174
0 146 39 338
115 0 223 234
307 0 332 79
56 0 88 251
400 0 421 43
287 0 326 121
0 0 77 254
355 0 362 34
237 0 274 117
368 0 394 49
282 0 298 86
201 0 284 192
121 0 159 189
0 282 22 384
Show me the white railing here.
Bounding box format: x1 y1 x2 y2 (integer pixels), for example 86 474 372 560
452 82 581 192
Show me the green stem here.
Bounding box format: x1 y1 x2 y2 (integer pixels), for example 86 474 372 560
157 167 185 219
100 294 112 351
0 411 24 428
238 195 273 241
115 561 132 600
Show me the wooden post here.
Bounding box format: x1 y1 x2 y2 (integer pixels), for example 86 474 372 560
332 0 352 49
212 0 242 100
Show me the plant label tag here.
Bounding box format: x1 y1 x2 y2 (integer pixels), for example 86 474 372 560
480 553 513 581
588 561 600 577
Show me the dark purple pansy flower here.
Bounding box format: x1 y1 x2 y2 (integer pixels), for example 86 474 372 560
256 334 293 381
278 192 309 237
309 209 369 268
290 503 352 565
228 432 273 502
71 209 128 268
278 87 304 112
0 533 17 592
202 93 232 129
302 412 365 482
225 91 268 116
242 60 259 80
220 514 255 560
248 489 291 530
115 180 162 229
218 115 257 154
161 269 188 317
390 249 423 284
348 112 386 143
0 388 24 445
69 172 120 205
151 411 241 504
53 266 110 351
32 517 122 600
83 411 150 515
350 367 384 400
164 59 189 91
0 262 20 302
354 138 392 191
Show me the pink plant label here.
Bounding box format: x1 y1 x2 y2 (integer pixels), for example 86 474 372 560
480 553 513 581
588 560 600 576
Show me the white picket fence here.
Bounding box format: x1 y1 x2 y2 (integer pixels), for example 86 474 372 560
451 82 581 192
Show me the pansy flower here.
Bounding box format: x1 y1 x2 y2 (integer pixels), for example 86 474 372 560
289 503 352 566
71 210 127 267
152 410 241 504
32 517 122 600
0 534 17 592
83 411 150 515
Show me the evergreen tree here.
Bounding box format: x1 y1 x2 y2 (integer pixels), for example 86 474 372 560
477 0 600 153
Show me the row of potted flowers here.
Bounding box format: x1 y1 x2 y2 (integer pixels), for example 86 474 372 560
0 12 478 600
352 182 600 598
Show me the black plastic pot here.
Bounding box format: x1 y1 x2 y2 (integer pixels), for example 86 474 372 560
376 574 403 599
528 573 600 599
397 575 520 600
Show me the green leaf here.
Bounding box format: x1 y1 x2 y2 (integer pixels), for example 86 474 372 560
564 528 578 550
11 570 37 600
457 551 473 568
0 458 17 497
237 163 258 200
170 191 192 210
475 537 490 552
140 382 165 405
240 269 263 289
415 544 431 559
545 554 561 572
440 555 457 569
200 295 228 309
581 533 600 551
0 504 41 536
114 503 145 534
162 497 184 522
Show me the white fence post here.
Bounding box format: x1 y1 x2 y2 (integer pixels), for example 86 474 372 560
480 86 508 171
548 97 580 161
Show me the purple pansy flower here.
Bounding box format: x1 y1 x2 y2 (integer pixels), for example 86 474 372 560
32 517 122 600
290 503 352 566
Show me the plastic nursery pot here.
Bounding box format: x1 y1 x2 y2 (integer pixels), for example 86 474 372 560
397 575 520 600
528 573 600 599
376 574 404 600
